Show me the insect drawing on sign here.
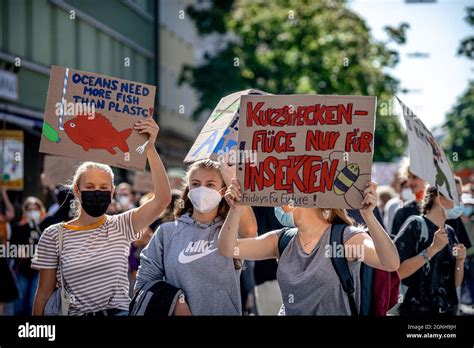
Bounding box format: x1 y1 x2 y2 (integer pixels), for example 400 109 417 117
326 151 371 209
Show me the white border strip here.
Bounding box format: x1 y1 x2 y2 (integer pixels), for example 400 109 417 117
58 67 69 130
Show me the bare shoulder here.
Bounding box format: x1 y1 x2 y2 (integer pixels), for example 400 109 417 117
343 225 370 245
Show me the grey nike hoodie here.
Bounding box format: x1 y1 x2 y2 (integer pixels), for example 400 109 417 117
135 213 242 315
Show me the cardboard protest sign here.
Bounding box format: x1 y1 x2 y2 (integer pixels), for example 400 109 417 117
237 94 376 208
397 97 459 203
39 66 156 171
0 130 24 190
184 89 268 163
133 171 154 193
167 167 185 190
43 155 82 187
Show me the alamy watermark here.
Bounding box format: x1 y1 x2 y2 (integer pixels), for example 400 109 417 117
216 148 258 167
324 241 365 261
18 323 56 342
0 243 36 259
55 99 96 119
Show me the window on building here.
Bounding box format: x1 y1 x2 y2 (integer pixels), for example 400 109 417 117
55 8 76 67
78 21 97 72
135 54 147 83
31 0 52 65
7 0 27 58
98 32 114 76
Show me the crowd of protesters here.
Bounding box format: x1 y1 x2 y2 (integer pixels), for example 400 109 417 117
0 119 473 316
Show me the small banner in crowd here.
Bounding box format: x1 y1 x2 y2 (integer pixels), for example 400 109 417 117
42 155 82 187
0 130 24 190
184 89 268 163
39 66 156 171
398 97 459 204
237 94 377 208
133 171 154 193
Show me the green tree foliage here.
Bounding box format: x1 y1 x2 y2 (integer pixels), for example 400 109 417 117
444 6 474 170
444 82 474 170
180 0 409 161
457 6 474 60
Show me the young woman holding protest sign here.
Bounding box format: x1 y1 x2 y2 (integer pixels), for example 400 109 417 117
218 179 400 315
394 186 466 315
32 118 171 316
134 159 257 315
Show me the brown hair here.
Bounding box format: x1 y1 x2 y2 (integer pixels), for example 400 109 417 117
160 190 182 223
174 159 229 220
377 185 397 205
454 176 462 186
422 186 438 214
325 208 355 226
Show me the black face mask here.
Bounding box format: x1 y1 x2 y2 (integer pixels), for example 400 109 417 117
80 190 111 217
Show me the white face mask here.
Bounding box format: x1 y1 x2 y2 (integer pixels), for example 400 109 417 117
443 202 464 220
118 195 131 207
27 210 41 224
400 188 414 201
188 186 223 213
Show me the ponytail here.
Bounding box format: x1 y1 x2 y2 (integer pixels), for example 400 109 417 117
326 208 354 226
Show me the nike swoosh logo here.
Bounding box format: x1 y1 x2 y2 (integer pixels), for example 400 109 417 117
178 248 218 264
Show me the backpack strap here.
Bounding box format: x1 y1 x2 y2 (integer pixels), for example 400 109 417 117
397 215 428 243
277 227 297 257
57 223 71 315
329 224 358 316
57 223 66 291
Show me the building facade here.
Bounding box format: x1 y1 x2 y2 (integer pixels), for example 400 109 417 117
158 0 198 168
0 0 198 198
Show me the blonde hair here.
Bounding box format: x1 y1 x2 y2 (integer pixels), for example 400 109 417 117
174 159 228 219
117 182 133 192
70 162 115 216
22 196 46 215
398 157 411 182
72 162 115 189
21 196 47 223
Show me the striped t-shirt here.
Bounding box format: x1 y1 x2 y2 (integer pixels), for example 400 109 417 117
32 210 140 315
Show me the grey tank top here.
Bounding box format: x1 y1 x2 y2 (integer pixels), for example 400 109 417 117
276 225 365 315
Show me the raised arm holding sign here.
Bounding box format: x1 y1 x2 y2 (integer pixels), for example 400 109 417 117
215 94 400 316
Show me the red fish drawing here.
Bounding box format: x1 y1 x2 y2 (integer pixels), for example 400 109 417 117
64 113 133 155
